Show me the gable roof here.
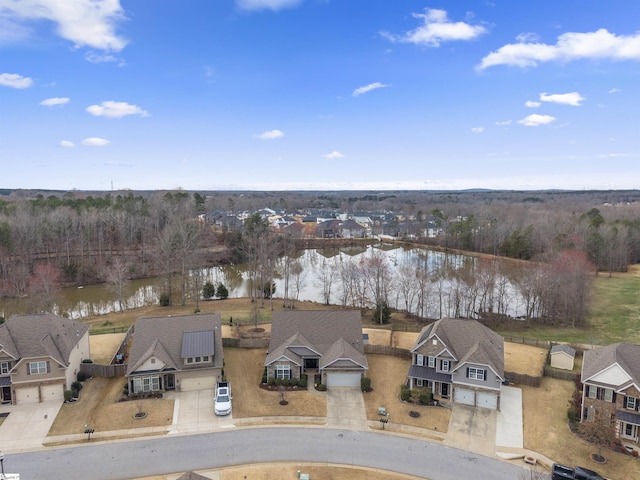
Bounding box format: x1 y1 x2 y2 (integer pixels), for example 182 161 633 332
582 343 640 389
0 313 89 366
126 314 222 376
265 310 367 370
412 318 504 377
551 344 576 357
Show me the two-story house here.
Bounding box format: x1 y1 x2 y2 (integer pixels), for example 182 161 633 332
0 313 90 405
408 318 505 410
126 314 223 394
581 342 640 445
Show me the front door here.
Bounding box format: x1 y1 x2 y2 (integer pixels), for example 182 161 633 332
1 386 11 404
165 374 175 390
441 383 449 398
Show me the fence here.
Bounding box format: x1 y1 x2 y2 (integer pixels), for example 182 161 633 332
504 371 542 387
109 325 134 365
80 362 127 378
502 334 552 349
365 344 412 359
544 366 580 382
223 337 269 349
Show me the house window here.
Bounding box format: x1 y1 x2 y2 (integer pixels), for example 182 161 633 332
0 362 8 374
29 361 48 375
428 356 435 368
604 388 614 403
276 365 291 380
186 356 210 364
416 379 424 387
625 396 637 410
133 375 160 393
467 367 486 381
584 407 594 422
416 354 424 366
440 360 450 372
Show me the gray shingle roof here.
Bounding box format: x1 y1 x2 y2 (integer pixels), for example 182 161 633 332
582 343 640 388
0 313 89 366
412 318 504 378
126 314 222 376
551 344 576 357
265 310 368 370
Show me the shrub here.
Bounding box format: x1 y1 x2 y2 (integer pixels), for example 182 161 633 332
262 374 267 384
202 281 216 300
316 383 327 392
159 293 170 306
400 384 411 402
361 376 372 392
288 378 298 387
216 282 229 300
298 375 307 388
64 390 73 402
82 358 93 363
267 377 276 386
418 388 432 405
77 371 89 382
281 378 290 387
567 407 578 423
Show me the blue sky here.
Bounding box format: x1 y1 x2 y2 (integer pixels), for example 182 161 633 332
1 0 640 191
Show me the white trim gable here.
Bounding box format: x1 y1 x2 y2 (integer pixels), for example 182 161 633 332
585 363 632 388
0 347 18 361
323 357 368 370
289 344 322 357
137 355 166 372
412 333 459 362
265 354 302 367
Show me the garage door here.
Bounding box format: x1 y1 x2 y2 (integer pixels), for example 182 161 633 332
476 391 498 410
454 387 475 406
15 386 39 405
41 384 64 402
326 372 361 387
179 376 216 392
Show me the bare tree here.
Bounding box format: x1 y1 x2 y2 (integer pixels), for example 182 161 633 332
28 263 60 313
102 257 130 312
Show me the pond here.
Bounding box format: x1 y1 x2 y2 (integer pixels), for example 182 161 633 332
0 244 527 321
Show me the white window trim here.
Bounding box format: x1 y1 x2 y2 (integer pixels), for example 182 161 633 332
440 360 450 372
428 356 435 368
416 354 424 366
626 396 637 410
276 364 291 379
604 388 614 402
29 361 47 375
468 367 485 381
416 378 424 387
0 361 8 374
587 385 596 399
185 355 211 365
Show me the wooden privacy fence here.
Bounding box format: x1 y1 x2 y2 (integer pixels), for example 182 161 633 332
80 363 127 378
544 366 580 382
109 325 134 365
504 371 542 387
365 344 412 359
502 334 552 349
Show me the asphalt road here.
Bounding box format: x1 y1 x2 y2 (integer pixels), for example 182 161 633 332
6 427 528 480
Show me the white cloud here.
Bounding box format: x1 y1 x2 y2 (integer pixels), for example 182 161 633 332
82 137 110 146
516 32 539 43
381 8 487 47
0 0 127 51
470 127 484 134
59 140 75 148
517 114 557 127
236 0 302 11
525 100 541 108
84 51 124 66
323 151 344 160
86 101 149 118
609 87 621 94
40 97 70 106
495 120 512 126
0 72 33 88
255 129 284 140
479 28 640 69
539 92 585 106
352 82 390 97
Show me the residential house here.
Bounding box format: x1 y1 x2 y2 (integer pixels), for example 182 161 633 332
315 219 340 238
581 343 640 444
340 219 367 238
126 314 223 394
265 310 368 387
408 318 505 410
0 313 90 405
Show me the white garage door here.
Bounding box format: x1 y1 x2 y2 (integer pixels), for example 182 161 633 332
41 384 64 402
179 376 216 392
476 391 498 410
15 386 40 405
326 372 361 387
454 388 475 406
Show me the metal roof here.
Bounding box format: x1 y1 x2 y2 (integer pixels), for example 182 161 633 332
181 330 215 357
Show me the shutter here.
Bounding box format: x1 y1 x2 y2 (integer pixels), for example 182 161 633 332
483 370 487 381
466 367 470 378
27 363 30 375
47 361 51 373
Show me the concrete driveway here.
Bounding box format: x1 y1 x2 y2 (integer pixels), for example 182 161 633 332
444 404 497 457
0 400 63 452
326 386 367 430
166 389 234 434
496 385 523 450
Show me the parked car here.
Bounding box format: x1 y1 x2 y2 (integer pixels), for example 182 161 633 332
214 381 232 416
551 463 605 480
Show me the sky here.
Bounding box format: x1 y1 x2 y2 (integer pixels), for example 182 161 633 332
1 0 640 192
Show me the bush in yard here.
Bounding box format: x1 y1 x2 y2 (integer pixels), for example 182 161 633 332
262 374 267 384
361 376 371 392
418 388 433 405
82 358 93 363
298 375 307 388
64 390 73 402
316 383 327 392
289 378 298 387
216 282 229 300
202 281 216 300
267 377 276 386
77 371 89 382
400 384 411 402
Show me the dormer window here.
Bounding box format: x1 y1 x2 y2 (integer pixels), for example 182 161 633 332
432 339 437 346
186 355 210 364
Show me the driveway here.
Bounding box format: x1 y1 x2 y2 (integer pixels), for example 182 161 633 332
496 385 523 450
165 389 234 434
444 404 497 457
326 387 367 430
0 400 63 452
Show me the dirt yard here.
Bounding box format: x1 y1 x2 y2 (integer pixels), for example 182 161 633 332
90 333 126 364
363 354 450 433
223 348 326 419
504 342 547 376
48 376 174 436
523 377 638 480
